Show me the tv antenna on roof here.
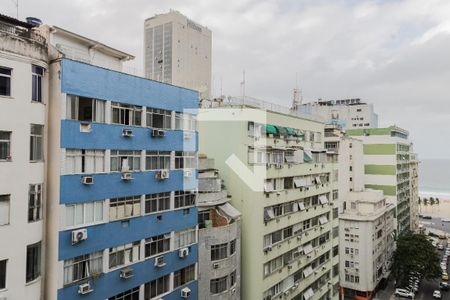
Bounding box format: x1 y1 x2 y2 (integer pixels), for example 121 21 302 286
291 73 302 112
10 0 19 19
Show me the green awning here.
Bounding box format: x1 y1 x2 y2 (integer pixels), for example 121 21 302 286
263 124 278 135
276 126 288 136
285 127 296 136
295 129 305 137
304 150 313 162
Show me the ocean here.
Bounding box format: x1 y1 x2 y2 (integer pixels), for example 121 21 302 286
419 159 450 199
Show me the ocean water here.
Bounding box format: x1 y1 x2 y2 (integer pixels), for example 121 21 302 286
419 159 450 199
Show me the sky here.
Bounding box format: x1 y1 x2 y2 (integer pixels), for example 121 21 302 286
3 0 450 159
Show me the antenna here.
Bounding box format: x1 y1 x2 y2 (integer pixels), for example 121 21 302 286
240 70 246 104
10 0 19 19
291 73 301 111
220 76 223 97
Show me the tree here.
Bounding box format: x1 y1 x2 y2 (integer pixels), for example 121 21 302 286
436 198 440 205
418 197 422 205
430 197 435 206
392 233 441 286
424 198 428 206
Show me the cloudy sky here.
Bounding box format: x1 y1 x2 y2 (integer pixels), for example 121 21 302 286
4 0 450 159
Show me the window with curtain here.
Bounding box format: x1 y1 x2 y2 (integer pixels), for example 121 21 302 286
174 228 196 249
0 131 11 161
0 194 10 226
109 242 140 269
31 65 44 103
145 151 170 170
112 102 142 126
144 192 171 214
66 95 105 123
211 243 228 261
65 200 104 227
63 251 103 285
110 150 141 172
145 233 171 257
144 274 170 299
108 287 140 300
173 264 195 288
28 184 42 222
30 124 43 161
210 276 227 294
109 196 141 221
64 149 105 174
174 191 196 209
26 242 41 282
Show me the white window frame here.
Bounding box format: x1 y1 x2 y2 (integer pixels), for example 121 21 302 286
111 102 142 126
147 107 171 129
65 200 104 228
30 124 43 162
174 191 196 209
0 194 10 226
144 233 171 258
63 251 103 285
109 196 141 221
0 131 11 161
108 241 141 270
66 95 105 123
0 67 11 97
144 192 171 214
145 151 170 170
31 65 44 103
174 227 196 249
110 150 141 172
65 149 105 174
174 151 197 169
28 184 42 222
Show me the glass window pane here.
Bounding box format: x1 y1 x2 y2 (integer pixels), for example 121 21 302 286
85 202 94 223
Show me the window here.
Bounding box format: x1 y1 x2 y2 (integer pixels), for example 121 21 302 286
110 150 141 172
174 191 195 209
173 264 195 288
66 95 105 123
109 287 140 300
0 67 11 96
26 242 41 282
198 210 211 229
0 259 6 289
145 192 170 214
0 195 10 226
31 65 44 102
28 184 42 222
145 151 170 170
174 228 196 249
30 124 43 161
109 196 141 221
144 274 170 299
0 131 11 161
109 242 140 269
175 151 197 169
65 149 105 174
111 102 142 126
66 200 104 227
211 243 228 261
63 251 102 285
145 233 171 257
230 239 236 255
147 108 171 129
230 269 237 287
175 112 196 131
210 276 227 294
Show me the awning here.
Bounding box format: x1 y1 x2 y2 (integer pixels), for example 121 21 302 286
264 180 274 192
319 195 329 205
311 148 327 153
218 202 241 219
298 202 306 211
304 150 313 162
294 177 308 188
263 124 278 135
303 287 315 300
303 265 313 278
303 243 313 254
293 223 302 234
285 155 296 163
295 129 305 138
315 176 322 184
276 126 288 136
264 207 274 221
285 127 296 136
319 216 329 225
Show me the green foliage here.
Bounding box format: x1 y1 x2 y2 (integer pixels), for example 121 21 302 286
392 233 441 286
423 198 428 205
436 198 440 205
430 197 435 206
418 198 421 205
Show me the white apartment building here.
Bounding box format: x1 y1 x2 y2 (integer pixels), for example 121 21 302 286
144 10 212 99
0 15 48 300
339 190 395 300
302 99 378 129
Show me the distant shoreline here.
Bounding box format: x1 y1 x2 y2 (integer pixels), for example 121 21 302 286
419 190 450 200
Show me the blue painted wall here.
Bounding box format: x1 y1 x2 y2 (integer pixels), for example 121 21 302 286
59 208 198 260
61 59 198 112
61 120 197 151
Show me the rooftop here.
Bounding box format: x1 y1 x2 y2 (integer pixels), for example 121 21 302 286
346 125 409 139
310 98 367 106
0 14 46 46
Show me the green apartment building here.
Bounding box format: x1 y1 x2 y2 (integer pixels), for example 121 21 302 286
198 98 340 300
346 126 416 234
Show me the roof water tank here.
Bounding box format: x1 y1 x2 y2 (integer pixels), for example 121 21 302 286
26 17 43 27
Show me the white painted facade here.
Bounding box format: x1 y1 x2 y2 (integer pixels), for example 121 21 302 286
144 10 212 99
0 20 48 300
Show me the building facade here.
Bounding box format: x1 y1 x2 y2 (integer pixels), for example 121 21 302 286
144 10 212 99
302 99 378 129
409 153 419 231
346 126 414 235
197 155 241 300
198 98 339 300
40 26 200 300
339 190 395 300
0 15 48 300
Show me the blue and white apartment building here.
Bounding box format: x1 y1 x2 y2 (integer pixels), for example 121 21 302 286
43 26 199 300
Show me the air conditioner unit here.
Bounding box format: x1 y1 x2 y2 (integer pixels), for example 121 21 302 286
72 229 88 244
152 129 165 137
264 246 272 252
121 172 133 181
156 169 170 180
284 290 290 296
307 255 311 259
322 266 327 271
81 176 94 185
179 247 189 258
184 170 193 178
213 263 220 269
154 255 166 267
292 283 299 290
181 287 191 298
231 287 236 294
288 264 293 270
120 267 134 279
78 282 93 295
122 128 133 137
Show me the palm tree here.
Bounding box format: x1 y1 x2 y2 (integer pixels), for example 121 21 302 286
430 197 435 206
436 198 440 205
424 198 428 206
418 197 422 205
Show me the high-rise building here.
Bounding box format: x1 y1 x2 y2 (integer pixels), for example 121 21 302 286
409 153 419 231
198 97 340 300
197 155 241 299
346 126 414 235
144 10 212 99
302 99 378 129
38 25 200 300
0 15 48 300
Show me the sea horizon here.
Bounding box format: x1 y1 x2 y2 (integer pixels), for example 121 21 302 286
419 158 450 199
